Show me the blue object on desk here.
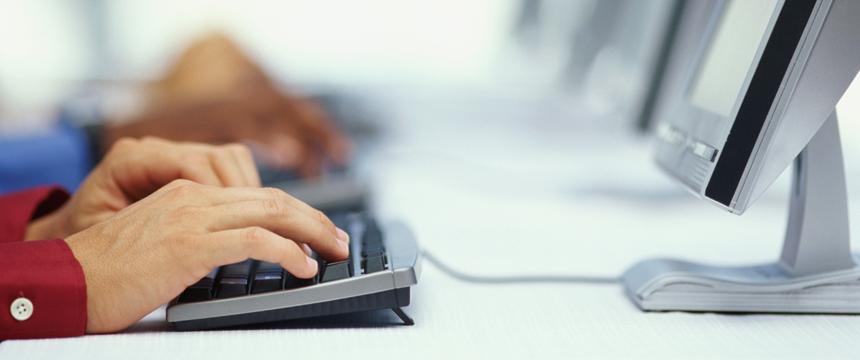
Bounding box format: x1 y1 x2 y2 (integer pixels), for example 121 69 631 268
0 120 92 195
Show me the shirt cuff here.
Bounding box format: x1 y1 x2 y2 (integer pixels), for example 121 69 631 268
0 239 87 339
0 186 69 244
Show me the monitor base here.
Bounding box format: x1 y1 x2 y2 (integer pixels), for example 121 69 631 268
623 256 860 313
624 113 860 314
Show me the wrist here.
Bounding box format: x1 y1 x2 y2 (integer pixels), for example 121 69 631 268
25 204 72 241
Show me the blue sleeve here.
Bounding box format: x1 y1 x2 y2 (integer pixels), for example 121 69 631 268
0 121 93 195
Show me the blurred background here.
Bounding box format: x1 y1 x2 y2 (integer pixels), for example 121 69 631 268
0 0 674 133
1 0 860 217
3 0 860 282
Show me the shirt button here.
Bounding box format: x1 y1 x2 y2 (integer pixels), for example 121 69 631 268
10 297 34 321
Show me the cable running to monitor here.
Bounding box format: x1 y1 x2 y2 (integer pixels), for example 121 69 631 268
422 250 619 285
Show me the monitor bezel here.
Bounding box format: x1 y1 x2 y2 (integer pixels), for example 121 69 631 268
702 0 818 208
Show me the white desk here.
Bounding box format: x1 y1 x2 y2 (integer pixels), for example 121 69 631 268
4 98 860 359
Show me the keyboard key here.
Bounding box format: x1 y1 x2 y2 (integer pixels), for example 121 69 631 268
219 278 249 298
220 260 254 278
283 272 317 289
216 261 253 298
321 260 353 282
362 254 387 274
178 268 219 303
361 220 385 257
251 262 284 294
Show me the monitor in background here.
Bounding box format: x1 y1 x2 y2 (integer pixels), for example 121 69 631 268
633 0 687 132
637 0 720 133
555 0 678 131
624 0 860 313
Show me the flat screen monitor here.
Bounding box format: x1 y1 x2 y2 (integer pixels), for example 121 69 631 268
627 0 860 314
653 0 832 214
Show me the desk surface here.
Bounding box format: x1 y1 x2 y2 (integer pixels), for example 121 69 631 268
4 98 860 359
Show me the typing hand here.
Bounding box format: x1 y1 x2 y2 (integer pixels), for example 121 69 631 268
65 179 350 333
25 137 261 241
105 84 352 177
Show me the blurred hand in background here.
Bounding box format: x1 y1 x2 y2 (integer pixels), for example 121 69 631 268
103 33 351 177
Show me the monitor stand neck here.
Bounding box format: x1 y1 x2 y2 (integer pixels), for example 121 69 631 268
781 112 855 276
623 110 860 314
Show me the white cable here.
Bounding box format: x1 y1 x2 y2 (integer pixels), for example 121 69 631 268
421 250 619 285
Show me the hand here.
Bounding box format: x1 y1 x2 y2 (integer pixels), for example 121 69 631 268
25 137 261 241
105 84 351 177
65 179 350 333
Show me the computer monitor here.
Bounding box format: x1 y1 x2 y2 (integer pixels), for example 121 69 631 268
637 0 717 133
556 0 678 131
624 0 860 313
633 0 686 132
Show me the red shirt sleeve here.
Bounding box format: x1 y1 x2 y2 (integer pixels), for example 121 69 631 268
0 186 68 243
0 187 87 339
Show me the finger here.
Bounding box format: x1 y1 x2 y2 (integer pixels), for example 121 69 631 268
160 142 252 186
268 99 330 173
202 227 319 279
160 184 334 227
208 146 250 187
201 198 348 261
138 139 223 187
288 98 331 143
324 131 351 166
225 143 262 187
259 133 306 170
225 187 336 225
110 138 223 200
293 99 351 165
177 153 223 187
297 150 323 178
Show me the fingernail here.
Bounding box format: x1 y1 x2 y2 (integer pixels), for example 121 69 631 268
336 227 350 243
306 257 319 273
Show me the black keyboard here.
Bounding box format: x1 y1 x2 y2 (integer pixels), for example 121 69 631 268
166 213 420 330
